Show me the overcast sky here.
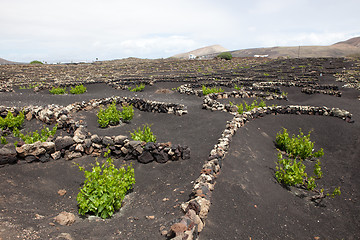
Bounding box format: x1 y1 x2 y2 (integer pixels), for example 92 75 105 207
1 0 359 63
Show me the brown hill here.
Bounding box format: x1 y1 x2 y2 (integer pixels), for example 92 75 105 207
172 45 228 59
333 36 360 48
201 36 360 59
0 58 21 65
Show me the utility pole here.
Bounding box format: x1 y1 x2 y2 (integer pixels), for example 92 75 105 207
298 46 300 58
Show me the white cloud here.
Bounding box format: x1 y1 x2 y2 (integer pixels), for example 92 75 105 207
0 0 359 62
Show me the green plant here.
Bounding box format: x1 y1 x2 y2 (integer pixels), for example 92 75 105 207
130 124 156 143
275 153 306 187
234 84 243 91
202 85 224 95
275 130 340 201
314 160 323 179
275 128 324 160
97 101 134 128
263 73 270 76
13 125 57 145
120 103 134 122
76 150 135 219
49 86 67 95
237 99 266 114
217 52 233 60
237 103 244 114
0 111 24 130
258 99 266 108
281 91 288 97
30 60 43 64
97 101 121 128
128 84 145 92
70 84 87 94
330 187 341 198
1 136 8 145
19 83 39 90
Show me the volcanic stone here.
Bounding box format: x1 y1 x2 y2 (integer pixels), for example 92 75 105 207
153 150 168 163
138 151 154 164
55 136 74 151
0 144 17 165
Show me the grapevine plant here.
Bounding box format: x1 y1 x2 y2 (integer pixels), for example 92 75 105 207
97 101 134 128
76 150 135 219
274 128 341 202
130 124 157 143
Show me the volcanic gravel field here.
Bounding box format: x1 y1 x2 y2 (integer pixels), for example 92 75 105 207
0 57 359 240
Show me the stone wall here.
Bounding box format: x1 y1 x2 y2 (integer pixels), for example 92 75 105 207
0 96 188 165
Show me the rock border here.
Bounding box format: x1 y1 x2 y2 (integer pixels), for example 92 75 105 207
0 95 189 165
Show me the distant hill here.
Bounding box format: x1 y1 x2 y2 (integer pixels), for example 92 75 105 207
172 45 228 59
0 57 22 65
195 36 360 59
333 36 360 48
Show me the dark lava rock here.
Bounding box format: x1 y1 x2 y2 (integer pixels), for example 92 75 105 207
55 136 74 151
153 149 169 163
137 151 154 164
0 144 17 165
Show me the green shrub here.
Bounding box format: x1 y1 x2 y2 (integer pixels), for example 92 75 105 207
97 101 121 128
236 99 266 114
70 84 87 94
49 86 67 95
275 128 324 160
275 153 307 187
234 84 243 91
130 124 156 143
97 101 134 128
30 60 43 64
0 111 24 130
13 125 57 145
120 104 134 122
128 84 145 92
275 130 340 200
1 136 8 145
202 85 224 95
19 83 39 90
217 52 232 60
76 150 135 219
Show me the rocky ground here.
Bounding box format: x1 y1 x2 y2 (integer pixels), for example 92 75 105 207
0 57 359 239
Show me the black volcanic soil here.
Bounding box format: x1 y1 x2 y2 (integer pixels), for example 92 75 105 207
0 57 359 240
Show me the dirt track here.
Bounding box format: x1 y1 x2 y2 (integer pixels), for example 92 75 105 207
0 57 359 239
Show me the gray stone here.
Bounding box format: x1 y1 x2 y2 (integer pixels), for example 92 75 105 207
25 155 37 163
54 212 76 226
92 143 102 149
91 134 101 143
65 151 82 160
55 136 74 151
144 142 156 151
120 146 129 154
84 139 92 148
114 135 127 145
16 141 46 157
39 153 50 163
0 144 17 165
102 136 114 146
42 142 55 153
75 144 84 152
73 135 85 144
153 150 168 163
51 151 62 160
128 141 143 155
137 151 154 164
